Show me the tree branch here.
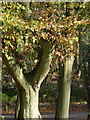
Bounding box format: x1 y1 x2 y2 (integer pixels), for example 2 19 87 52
2 53 28 90
82 26 87 32
18 2 31 21
29 38 55 90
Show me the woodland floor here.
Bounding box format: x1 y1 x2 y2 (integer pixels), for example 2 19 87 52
1 102 88 115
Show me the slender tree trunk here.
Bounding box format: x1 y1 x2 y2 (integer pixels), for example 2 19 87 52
15 87 20 119
78 26 86 87
86 60 90 120
55 56 74 119
87 51 90 120
78 27 90 119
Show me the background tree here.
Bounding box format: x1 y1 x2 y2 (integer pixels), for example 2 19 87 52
73 3 90 119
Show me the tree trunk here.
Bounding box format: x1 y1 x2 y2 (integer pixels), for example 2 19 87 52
55 55 74 119
87 54 90 120
15 87 20 119
78 26 86 87
2 38 54 120
15 85 40 120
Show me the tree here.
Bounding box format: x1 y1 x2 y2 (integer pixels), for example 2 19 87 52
2 2 89 119
2 39 54 119
2 2 55 119
55 55 74 119
80 26 90 120
55 2 89 119
74 3 90 119
55 3 74 119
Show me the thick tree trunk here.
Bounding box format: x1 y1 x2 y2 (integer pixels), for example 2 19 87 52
2 38 54 120
15 85 40 120
55 56 74 119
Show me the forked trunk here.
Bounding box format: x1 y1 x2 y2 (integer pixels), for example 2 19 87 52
15 86 41 120
2 38 54 120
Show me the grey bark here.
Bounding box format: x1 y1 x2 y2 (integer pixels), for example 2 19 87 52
55 55 74 119
2 38 54 119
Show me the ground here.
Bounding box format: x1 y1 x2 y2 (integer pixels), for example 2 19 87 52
1 76 88 118
2 102 88 115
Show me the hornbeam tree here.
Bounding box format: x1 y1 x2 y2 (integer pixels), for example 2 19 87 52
2 2 89 120
55 55 74 119
2 38 54 119
2 2 55 119
55 2 89 119
55 3 74 119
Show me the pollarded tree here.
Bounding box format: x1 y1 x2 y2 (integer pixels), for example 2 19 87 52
55 2 74 119
2 39 54 119
2 2 73 119
2 2 89 120
55 2 89 119
2 2 55 119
